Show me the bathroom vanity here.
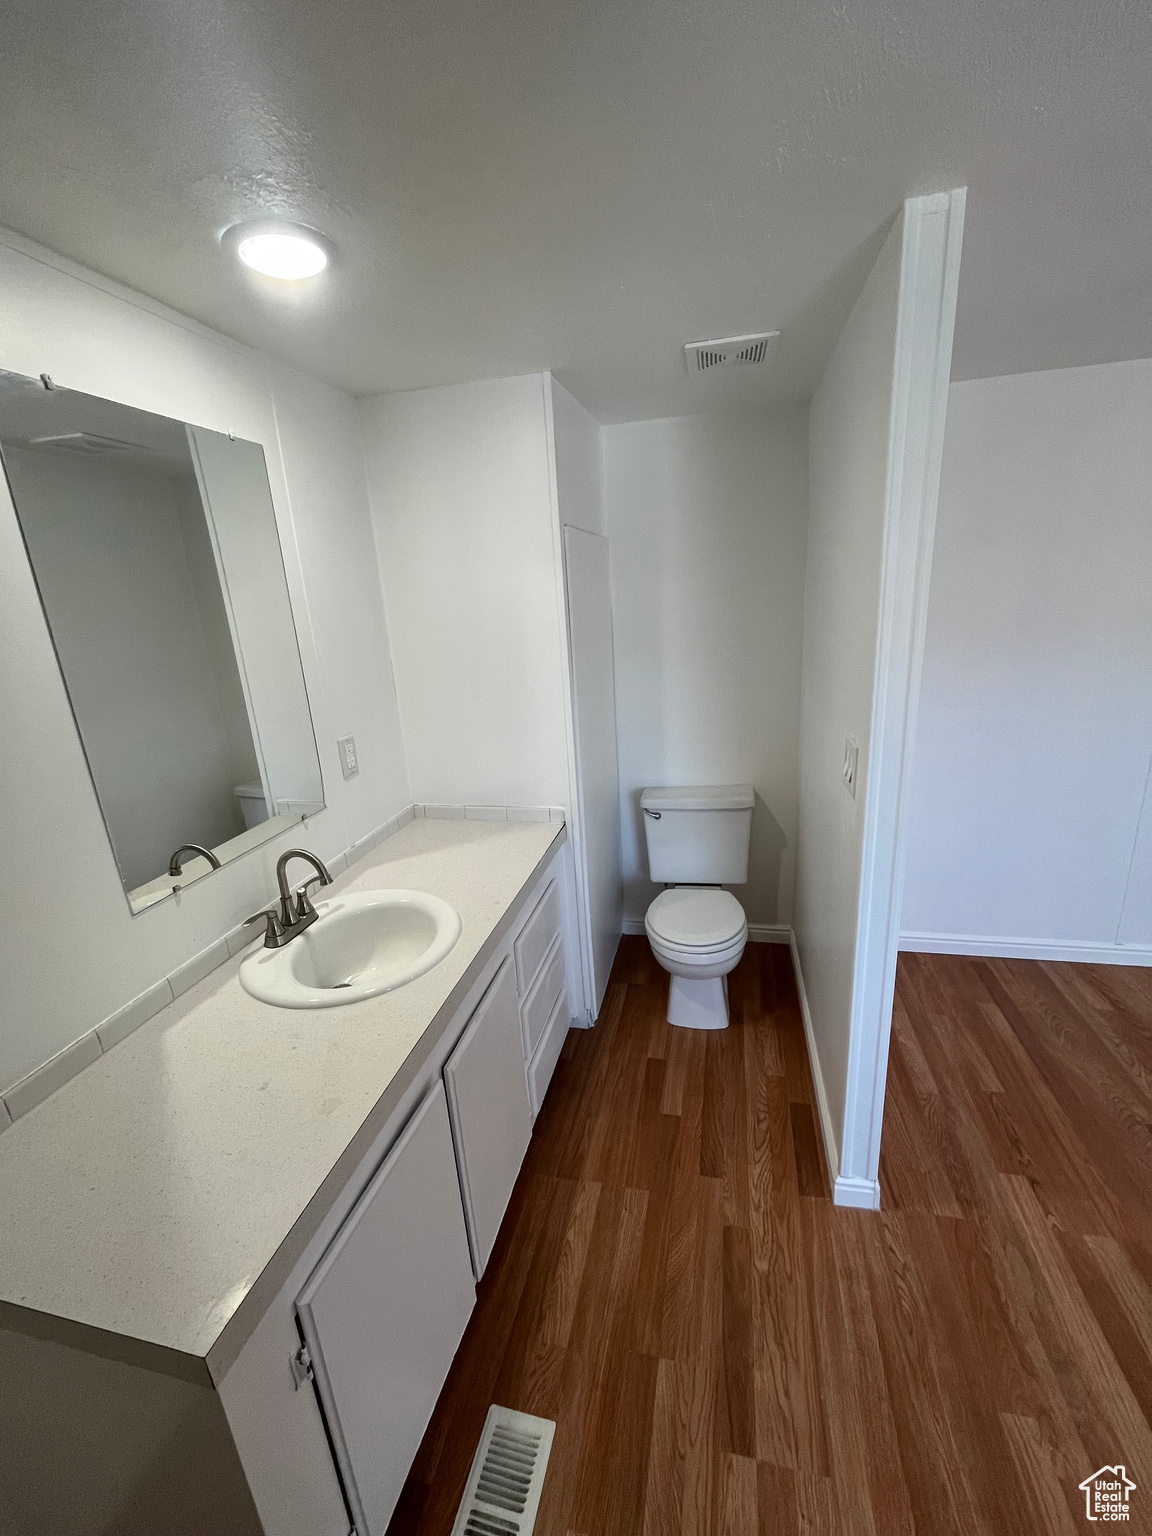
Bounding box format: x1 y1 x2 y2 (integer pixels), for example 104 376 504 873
0 817 573 1536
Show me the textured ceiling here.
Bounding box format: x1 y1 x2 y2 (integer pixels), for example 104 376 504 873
1 0 1149 421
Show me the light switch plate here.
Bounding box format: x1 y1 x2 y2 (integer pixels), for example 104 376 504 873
842 735 859 799
337 734 359 780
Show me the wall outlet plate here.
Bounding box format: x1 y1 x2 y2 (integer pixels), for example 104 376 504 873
842 735 859 799
337 734 359 781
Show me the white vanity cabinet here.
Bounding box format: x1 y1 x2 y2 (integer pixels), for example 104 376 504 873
0 830 580 1536
283 859 572 1534
444 956 534 1278
214 845 575 1536
296 1082 475 1536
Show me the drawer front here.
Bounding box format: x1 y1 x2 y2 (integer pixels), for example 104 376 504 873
520 933 565 1059
514 878 561 995
527 987 569 1117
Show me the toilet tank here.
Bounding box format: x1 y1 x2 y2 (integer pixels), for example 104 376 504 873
641 785 754 884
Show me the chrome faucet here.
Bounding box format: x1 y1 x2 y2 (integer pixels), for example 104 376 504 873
168 843 222 876
245 848 333 949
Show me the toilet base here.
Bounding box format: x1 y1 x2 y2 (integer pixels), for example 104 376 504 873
667 972 729 1030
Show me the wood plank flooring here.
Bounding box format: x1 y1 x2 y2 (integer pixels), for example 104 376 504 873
389 940 1152 1535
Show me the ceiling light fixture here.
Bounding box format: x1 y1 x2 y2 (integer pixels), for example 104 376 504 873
222 221 332 280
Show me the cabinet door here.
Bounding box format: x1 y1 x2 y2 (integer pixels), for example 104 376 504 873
444 957 534 1278
296 1083 475 1536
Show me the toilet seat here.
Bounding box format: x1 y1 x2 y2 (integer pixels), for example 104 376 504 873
644 887 748 1029
648 929 747 970
645 887 747 951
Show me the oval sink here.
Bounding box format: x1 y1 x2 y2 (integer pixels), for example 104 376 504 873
239 889 462 1009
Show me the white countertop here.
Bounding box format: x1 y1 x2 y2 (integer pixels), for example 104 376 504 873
0 818 561 1365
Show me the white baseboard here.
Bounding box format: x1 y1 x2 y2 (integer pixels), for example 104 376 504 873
833 1175 882 1209
788 933 845 1200
747 923 791 944
900 930 1152 967
621 917 790 943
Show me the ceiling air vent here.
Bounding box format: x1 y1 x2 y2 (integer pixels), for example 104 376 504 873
450 1406 555 1536
685 330 780 375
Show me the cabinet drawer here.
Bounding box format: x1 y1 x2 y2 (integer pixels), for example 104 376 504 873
520 933 565 1059
527 987 569 1117
514 878 561 994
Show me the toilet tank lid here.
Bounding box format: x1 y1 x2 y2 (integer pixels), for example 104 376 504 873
641 784 754 812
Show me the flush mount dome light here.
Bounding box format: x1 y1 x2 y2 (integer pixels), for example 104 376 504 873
224 221 332 280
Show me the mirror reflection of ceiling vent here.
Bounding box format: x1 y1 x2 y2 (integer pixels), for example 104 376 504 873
29 432 141 456
684 330 780 374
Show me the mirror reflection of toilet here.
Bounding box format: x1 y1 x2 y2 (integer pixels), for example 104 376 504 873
234 781 271 830
641 784 754 1030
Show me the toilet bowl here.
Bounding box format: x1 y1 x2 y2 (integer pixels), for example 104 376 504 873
645 886 748 1030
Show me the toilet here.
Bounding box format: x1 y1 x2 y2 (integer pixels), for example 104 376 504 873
641 784 754 1030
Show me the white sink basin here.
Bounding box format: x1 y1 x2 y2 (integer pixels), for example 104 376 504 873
239 889 462 1009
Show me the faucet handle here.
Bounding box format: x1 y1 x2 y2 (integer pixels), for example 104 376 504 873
294 876 328 920
244 907 285 948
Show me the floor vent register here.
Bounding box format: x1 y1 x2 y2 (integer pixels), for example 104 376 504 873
449 1405 555 1536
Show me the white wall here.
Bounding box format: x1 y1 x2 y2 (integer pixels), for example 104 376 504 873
268 363 411 849
603 409 809 930
0 229 410 1095
901 359 1152 961
794 192 964 1204
795 225 900 1175
361 374 572 810
6 450 254 887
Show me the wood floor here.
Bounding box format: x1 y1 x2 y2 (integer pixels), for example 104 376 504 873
389 939 1152 1535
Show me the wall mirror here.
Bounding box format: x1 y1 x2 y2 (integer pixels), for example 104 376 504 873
0 369 324 913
